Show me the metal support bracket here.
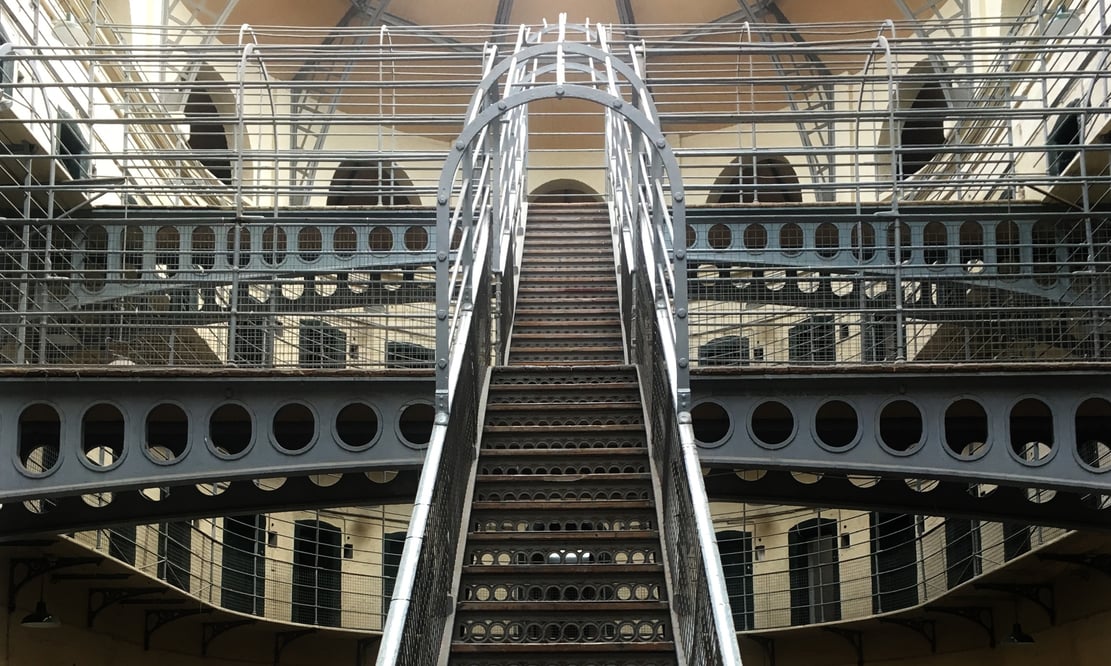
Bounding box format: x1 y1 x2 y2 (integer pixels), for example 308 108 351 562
879 617 937 653
1038 553 1111 578
8 557 100 611
273 628 316 666
746 635 775 666
822 627 864 666
975 583 1056 624
144 608 212 650
927 605 995 647
88 586 168 627
202 619 256 656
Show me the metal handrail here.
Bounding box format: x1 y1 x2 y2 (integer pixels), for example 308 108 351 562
603 26 743 666
376 27 533 666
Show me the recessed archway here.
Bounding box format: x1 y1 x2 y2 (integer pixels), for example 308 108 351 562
326 160 419 206
528 178 603 204
184 66 243 187
707 156 802 204
878 59 956 181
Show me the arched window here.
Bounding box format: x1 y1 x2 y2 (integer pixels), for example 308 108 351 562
292 519 342 626
529 178 603 204
0 27 14 100
708 157 802 204
185 88 233 186
1047 105 1082 176
899 78 948 180
327 160 418 206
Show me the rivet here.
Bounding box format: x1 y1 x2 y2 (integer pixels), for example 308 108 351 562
437 251 448 261
437 358 448 369
655 139 666 149
498 101 507 110
455 141 465 150
677 308 687 319
675 249 686 260
678 357 689 368
438 195 448 205
555 85 565 97
436 309 447 320
674 192 684 202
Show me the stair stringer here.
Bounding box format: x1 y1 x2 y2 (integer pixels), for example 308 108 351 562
634 364 694 666
436 367 496 665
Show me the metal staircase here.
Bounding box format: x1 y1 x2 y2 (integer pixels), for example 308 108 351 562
448 205 678 664
377 19 741 666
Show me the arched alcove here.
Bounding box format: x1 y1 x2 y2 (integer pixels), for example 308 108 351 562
327 160 418 206
528 178 603 204
878 60 955 181
1 26 15 97
184 66 243 187
707 156 802 204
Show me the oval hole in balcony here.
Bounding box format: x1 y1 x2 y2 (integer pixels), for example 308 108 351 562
336 402 379 450
261 226 287 266
815 400 858 449
209 403 252 458
192 225 215 270
751 400 794 448
399 402 435 447
780 224 803 256
851 222 875 261
334 225 357 259
272 403 315 453
146 403 188 464
404 226 429 251
298 227 322 262
944 399 988 459
744 223 767 250
1076 397 1111 472
815 223 839 258
82 403 125 469
19 404 61 475
369 226 393 251
691 401 730 445
708 224 732 250
1010 397 1054 463
879 400 923 453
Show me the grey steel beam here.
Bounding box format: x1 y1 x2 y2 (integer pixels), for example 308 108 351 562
691 369 1111 494
0 375 429 504
702 468 1111 533
0 471 418 540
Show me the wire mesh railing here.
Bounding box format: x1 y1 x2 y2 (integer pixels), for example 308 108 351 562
709 501 1070 632
376 24 532 665
605 26 742 665
65 501 1067 640
1 5 1110 372
70 505 412 631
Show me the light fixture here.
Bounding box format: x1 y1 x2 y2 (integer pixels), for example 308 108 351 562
1006 622 1035 645
21 600 60 630
1045 7 1082 37
20 566 61 630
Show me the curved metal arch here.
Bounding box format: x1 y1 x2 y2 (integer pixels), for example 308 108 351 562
463 41 663 124
438 82 685 224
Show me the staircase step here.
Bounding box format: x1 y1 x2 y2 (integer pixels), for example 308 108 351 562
447 205 677 664
469 500 656 512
